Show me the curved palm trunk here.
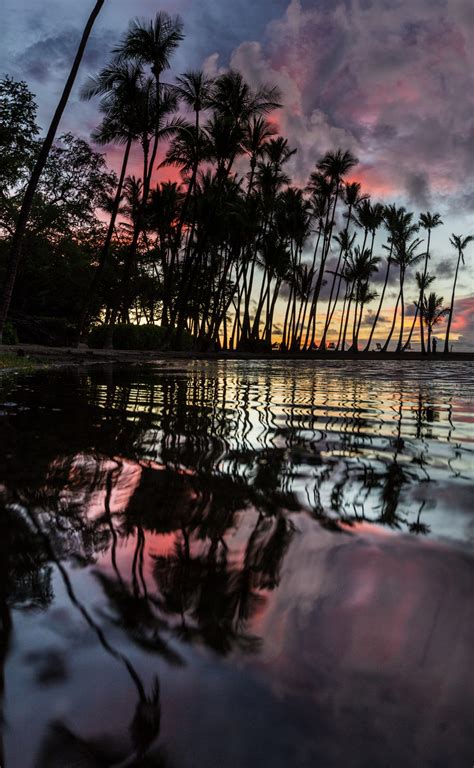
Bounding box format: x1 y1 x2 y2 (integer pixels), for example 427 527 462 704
443 250 461 354
0 0 106 342
304 190 337 350
402 302 419 351
75 134 132 345
319 244 345 350
281 282 293 351
364 252 392 352
341 283 355 351
336 282 349 350
265 278 281 346
111 71 163 343
419 230 431 354
382 289 401 352
395 272 406 352
351 286 361 352
301 227 323 349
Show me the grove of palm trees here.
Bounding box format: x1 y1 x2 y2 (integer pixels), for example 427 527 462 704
0 10 471 354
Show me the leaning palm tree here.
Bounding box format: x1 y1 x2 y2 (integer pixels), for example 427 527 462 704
418 212 443 352
0 0 106 342
421 292 449 353
444 234 473 353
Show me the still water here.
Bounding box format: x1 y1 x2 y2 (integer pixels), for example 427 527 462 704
0 360 472 767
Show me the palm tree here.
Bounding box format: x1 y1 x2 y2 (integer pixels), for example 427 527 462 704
403 270 435 351
320 181 366 348
341 246 379 351
74 61 144 343
0 0 106 342
107 13 184 334
421 292 449 353
418 212 443 352
380 208 421 352
353 282 378 350
304 149 358 349
444 234 473 353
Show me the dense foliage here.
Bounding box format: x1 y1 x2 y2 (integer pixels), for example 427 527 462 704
0 13 471 352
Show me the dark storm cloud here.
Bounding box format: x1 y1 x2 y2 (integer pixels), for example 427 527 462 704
406 172 431 209
19 28 114 83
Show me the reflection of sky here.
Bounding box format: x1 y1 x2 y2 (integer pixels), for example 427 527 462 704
2 361 473 766
76 360 474 541
6 501 473 767
2 0 473 346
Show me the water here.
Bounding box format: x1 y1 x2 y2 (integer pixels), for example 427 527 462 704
0 360 472 767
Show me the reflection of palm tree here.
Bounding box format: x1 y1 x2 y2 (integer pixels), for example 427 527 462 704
409 501 431 535
26 506 169 765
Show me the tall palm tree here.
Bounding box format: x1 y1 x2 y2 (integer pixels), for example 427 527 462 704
0 0 106 342
320 181 366 348
304 149 358 349
341 246 379 351
104 15 184 340
444 234 473 353
74 61 144 343
418 212 443 352
380 209 421 352
421 292 449 353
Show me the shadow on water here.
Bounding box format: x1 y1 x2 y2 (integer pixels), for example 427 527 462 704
0 360 472 767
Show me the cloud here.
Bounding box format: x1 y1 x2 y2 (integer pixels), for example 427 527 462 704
224 0 474 206
435 257 455 280
19 28 114 84
452 295 474 337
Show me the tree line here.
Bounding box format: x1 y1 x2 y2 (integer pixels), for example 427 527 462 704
0 7 471 352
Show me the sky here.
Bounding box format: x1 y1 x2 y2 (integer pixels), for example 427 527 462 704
2 0 473 347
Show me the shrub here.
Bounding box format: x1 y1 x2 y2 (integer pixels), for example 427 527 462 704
88 324 195 351
12 315 75 346
3 320 18 345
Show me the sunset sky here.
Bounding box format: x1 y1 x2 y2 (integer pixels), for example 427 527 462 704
2 0 473 346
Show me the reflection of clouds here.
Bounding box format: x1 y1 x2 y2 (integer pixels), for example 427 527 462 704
253 515 472 765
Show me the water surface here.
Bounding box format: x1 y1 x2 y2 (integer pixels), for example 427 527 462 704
0 360 472 767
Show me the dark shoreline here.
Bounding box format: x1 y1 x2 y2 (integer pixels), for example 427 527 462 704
1 342 473 368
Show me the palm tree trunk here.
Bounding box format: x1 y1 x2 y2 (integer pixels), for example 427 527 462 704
419 230 431 354
443 251 461 354
281 282 293 351
382 289 401 352
0 0 106 342
336 283 349 350
402 302 419 351
396 273 405 352
302 227 323 349
364 252 392 352
75 134 132 345
341 283 355 351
